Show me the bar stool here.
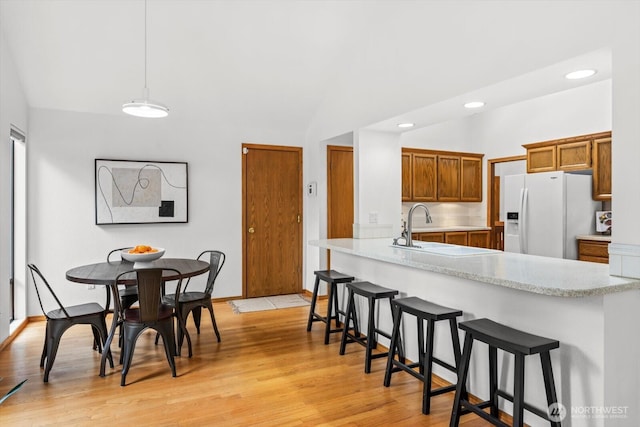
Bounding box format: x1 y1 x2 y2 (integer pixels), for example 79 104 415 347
450 318 561 427
306 270 354 344
338 281 401 373
383 297 463 415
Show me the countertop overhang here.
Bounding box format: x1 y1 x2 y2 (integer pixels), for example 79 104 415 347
310 238 640 297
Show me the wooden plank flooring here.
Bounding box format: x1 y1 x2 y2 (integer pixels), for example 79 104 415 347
0 301 491 426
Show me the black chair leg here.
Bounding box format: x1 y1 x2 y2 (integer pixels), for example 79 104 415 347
383 304 402 387
192 307 202 334
489 345 499 417
422 319 435 414
541 351 561 427
205 301 221 342
450 334 473 427
306 276 321 331
513 353 526 427
365 297 376 374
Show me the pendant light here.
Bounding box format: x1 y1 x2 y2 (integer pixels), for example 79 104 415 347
122 0 169 118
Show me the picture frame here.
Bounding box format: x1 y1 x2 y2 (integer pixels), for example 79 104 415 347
95 159 188 225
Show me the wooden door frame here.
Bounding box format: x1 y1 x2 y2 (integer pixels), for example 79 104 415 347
486 155 526 249
327 145 353 239
242 143 303 298
326 145 353 267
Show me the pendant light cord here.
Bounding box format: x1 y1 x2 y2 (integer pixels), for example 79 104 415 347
144 0 148 90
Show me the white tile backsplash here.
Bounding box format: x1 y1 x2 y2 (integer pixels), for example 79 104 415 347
401 202 485 227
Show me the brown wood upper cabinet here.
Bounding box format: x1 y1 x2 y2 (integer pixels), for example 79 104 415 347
522 131 611 200
402 148 483 202
592 136 611 200
437 155 460 201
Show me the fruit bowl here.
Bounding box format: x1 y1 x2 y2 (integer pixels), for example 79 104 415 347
121 247 165 263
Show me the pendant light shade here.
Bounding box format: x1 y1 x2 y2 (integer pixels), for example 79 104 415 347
123 89 169 118
123 0 169 118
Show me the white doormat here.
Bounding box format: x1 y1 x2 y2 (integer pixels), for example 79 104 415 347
228 294 310 314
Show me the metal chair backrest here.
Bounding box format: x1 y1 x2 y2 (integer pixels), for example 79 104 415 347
107 247 132 263
185 250 225 295
27 264 70 319
116 268 183 322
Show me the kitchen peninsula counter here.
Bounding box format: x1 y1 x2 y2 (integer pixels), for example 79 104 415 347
311 238 638 297
309 238 640 426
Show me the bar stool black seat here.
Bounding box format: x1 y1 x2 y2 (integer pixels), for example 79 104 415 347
383 296 463 415
450 318 561 427
306 270 354 344
339 281 400 373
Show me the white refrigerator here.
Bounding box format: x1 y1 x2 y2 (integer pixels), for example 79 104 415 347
503 171 599 259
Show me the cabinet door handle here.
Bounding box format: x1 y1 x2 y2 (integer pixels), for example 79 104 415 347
248 227 255 234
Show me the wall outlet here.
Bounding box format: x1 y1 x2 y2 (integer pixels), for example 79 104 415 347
369 212 378 224
86 284 95 290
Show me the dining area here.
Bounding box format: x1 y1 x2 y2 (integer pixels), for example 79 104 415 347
26 247 225 386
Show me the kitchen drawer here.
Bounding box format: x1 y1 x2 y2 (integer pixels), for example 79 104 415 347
578 240 609 263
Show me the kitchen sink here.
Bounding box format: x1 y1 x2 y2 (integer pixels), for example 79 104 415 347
391 241 499 257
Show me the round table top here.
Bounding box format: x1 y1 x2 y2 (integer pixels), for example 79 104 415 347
65 258 210 285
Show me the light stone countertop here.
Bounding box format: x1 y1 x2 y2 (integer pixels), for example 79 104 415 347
310 238 640 297
576 234 612 242
410 225 491 233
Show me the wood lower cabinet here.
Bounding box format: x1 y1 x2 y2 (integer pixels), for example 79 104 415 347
413 230 490 248
444 231 467 246
468 230 490 248
413 232 444 243
578 239 609 264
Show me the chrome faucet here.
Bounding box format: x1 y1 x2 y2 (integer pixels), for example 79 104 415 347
404 203 433 247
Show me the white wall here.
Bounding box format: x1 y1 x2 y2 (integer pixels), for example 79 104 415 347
26 108 304 315
354 130 400 237
0 29 28 343
472 79 612 160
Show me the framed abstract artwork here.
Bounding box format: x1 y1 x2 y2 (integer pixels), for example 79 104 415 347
95 159 188 224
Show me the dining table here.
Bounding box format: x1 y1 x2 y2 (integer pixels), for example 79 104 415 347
66 257 210 377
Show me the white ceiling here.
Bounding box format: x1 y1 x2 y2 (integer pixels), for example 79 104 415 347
0 0 613 136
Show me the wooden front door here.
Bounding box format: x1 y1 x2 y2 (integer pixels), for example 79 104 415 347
243 144 302 297
327 145 354 239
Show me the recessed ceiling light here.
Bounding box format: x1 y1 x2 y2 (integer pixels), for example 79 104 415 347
397 123 415 128
464 101 485 109
565 69 597 80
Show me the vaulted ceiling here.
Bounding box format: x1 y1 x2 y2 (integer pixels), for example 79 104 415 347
0 1 618 137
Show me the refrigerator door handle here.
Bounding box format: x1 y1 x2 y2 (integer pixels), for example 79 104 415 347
521 188 529 254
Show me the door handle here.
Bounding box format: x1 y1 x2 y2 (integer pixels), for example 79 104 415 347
248 227 255 234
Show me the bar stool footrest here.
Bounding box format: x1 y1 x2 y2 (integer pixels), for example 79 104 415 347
460 400 510 427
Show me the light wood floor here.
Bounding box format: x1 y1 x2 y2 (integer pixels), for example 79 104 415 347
0 300 491 426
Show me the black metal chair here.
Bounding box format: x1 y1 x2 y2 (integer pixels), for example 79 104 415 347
160 251 225 354
27 264 113 382
107 247 138 310
116 267 189 386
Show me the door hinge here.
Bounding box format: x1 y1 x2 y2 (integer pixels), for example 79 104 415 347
297 215 301 223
